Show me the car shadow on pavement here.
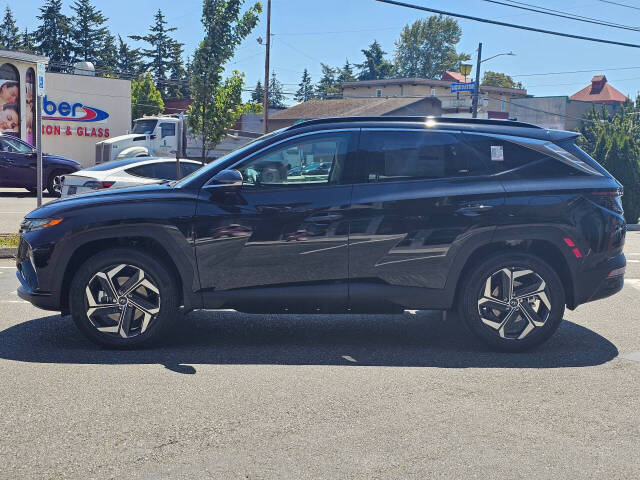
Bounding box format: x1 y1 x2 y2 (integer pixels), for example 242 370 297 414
0 310 618 374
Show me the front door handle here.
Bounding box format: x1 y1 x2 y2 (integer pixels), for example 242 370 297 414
456 204 494 215
307 213 343 222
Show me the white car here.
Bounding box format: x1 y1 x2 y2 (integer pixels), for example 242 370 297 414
57 157 203 197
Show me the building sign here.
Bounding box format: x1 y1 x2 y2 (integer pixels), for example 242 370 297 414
450 81 475 93
41 124 110 138
42 96 109 122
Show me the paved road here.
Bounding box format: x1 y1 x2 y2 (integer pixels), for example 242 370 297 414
0 189 56 234
1 234 639 479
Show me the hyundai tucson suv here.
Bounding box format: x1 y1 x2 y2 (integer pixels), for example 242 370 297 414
16 117 626 351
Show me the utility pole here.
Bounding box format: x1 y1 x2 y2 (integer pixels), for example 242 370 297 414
262 0 271 134
472 42 482 119
36 61 46 207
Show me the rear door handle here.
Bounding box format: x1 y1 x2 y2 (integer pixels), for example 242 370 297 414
456 204 494 215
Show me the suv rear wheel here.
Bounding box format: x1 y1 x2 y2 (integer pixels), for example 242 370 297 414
69 248 180 348
459 253 565 352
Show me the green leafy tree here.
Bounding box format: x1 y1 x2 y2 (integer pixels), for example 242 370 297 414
394 16 470 79
251 80 265 104
188 0 262 161
130 10 183 96
70 0 109 63
356 40 395 81
482 71 522 89
116 35 143 78
337 59 356 84
268 70 285 108
131 72 164 120
0 6 21 49
315 64 340 99
578 99 640 223
294 68 313 103
35 0 73 68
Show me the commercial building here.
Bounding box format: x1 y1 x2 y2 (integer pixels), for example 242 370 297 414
0 49 131 167
341 72 527 119
509 75 627 130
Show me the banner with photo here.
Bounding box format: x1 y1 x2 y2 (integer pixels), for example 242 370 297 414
0 63 20 137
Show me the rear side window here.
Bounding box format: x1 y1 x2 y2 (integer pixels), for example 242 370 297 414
359 131 487 183
126 162 180 180
125 163 156 178
179 162 202 176
463 134 587 178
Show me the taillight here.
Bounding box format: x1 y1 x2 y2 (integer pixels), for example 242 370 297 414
82 180 115 189
590 189 624 215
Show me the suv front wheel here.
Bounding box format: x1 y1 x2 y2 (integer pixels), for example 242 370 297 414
69 248 180 348
459 253 565 352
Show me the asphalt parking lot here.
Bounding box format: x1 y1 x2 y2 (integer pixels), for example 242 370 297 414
0 189 55 234
0 233 639 479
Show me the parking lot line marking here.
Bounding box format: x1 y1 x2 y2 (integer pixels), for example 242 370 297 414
342 355 357 363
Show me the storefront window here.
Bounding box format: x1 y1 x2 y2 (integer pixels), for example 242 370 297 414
0 63 20 137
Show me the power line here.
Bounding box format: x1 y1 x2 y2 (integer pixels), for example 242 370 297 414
513 65 640 77
596 0 640 11
481 0 640 32
374 0 640 48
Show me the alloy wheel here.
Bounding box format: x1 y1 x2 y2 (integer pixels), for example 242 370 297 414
477 268 552 340
84 264 161 338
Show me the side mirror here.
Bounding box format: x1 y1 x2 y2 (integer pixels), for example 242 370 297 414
209 169 243 187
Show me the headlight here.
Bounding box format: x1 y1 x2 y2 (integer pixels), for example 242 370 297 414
20 218 63 233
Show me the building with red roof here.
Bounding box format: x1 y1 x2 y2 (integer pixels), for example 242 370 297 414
569 75 628 105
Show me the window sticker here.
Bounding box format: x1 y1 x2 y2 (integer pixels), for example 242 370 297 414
491 145 504 162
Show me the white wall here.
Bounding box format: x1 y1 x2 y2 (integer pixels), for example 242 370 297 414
42 73 131 167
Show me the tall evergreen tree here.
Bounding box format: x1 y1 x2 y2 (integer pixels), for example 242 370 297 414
166 41 187 98
35 0 72 67
294 69 313 103
96 33 118 75
20 28 36 52
337 59 356 84
70 0 109 63
356 40 394 81
130 10 184 96
268 70 285 108
315 64 340 99
251 80 264 104
116 35 143 79
0 6 21 50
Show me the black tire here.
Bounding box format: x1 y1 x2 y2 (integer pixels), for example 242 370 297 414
458 252 565 352
26 187 37 195
69 248 180 349
46 170 63 197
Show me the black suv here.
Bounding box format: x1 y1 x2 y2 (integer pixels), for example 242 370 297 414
16 117 626 351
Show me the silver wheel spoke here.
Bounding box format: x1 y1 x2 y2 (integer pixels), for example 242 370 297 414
118 305 134 338
120 270 145 296
520 301 546 328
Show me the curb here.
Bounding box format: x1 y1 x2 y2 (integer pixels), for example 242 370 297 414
0 247 16 259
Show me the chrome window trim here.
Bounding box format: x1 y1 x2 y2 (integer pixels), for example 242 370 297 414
203 128 359 188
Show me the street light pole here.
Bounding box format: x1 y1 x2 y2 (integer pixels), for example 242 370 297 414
262 0 271 134
472 42 482 119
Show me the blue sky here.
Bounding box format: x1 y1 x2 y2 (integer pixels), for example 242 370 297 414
8 0 640 104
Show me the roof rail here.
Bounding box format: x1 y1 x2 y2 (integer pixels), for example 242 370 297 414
287 116 543 130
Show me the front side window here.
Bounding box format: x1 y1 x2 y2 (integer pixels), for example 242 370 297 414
0 137 33 153
160 122 176 138
359 130 487 183
238 133 351 188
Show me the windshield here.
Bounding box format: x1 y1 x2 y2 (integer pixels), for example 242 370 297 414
132 119 158 135
173 128 287 187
